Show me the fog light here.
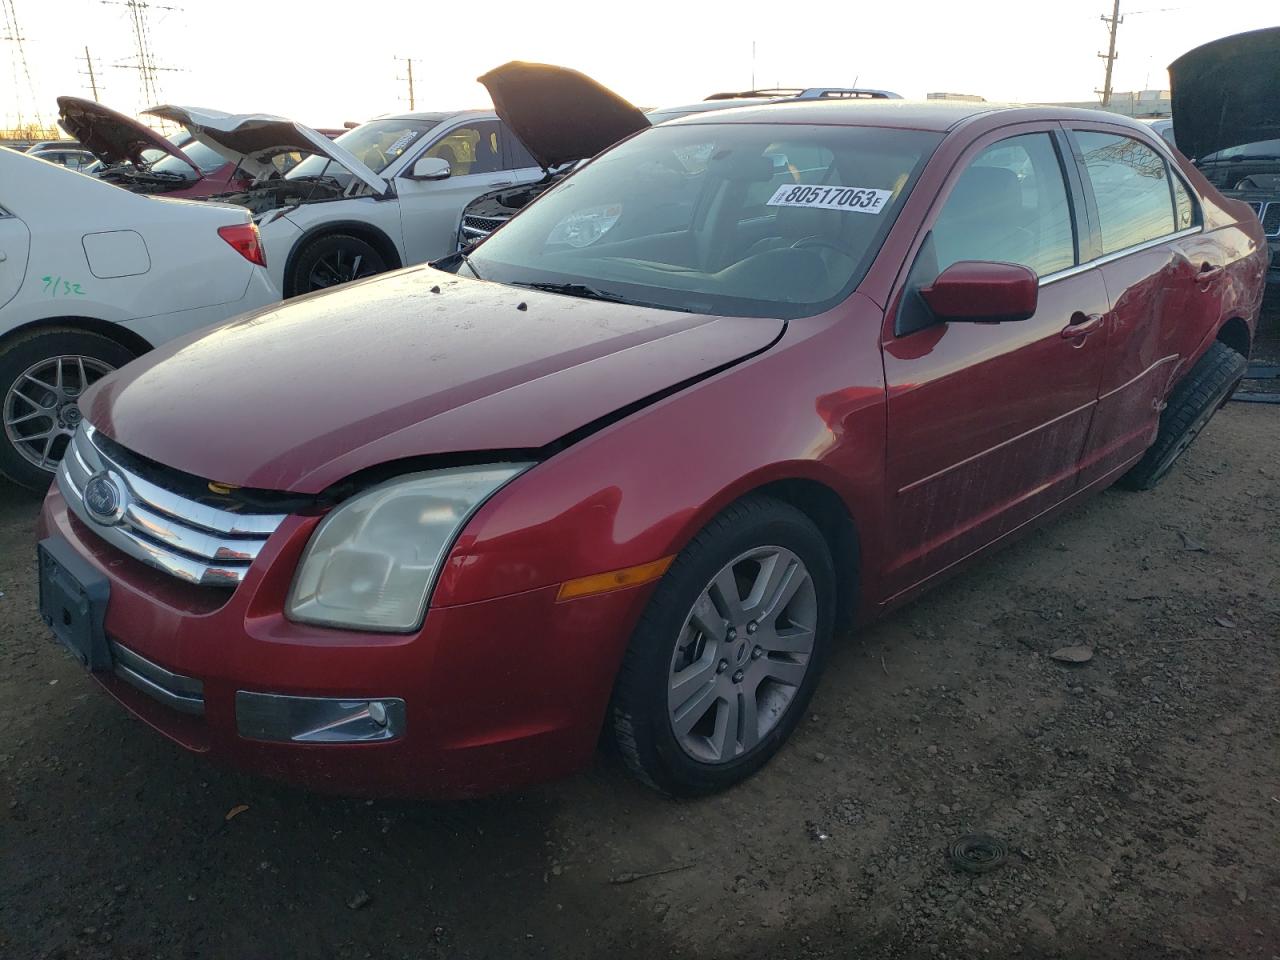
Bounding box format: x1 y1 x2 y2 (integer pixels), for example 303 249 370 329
235 691 405 743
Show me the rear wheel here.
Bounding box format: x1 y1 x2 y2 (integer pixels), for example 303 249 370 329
0 329 135 491
610 497 837 795
1119 340 1248 491
287 234 388 297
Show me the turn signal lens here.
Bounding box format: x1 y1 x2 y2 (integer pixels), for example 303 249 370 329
217 222 267 267
557 556 674 602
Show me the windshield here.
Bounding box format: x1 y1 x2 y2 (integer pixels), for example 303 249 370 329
151 138 226 177
465 123 939 318
1201 138 1280 163
288 118 438 179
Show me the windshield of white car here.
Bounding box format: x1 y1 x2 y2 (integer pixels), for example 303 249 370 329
150 139 227 177
287 119 439 180
464 123 940 319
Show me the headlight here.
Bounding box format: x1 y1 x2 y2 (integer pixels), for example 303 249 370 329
286 465 532 632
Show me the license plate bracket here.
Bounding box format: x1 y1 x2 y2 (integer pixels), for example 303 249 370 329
38 537 111 672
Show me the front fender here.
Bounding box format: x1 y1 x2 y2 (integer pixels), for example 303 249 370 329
432 294 891 612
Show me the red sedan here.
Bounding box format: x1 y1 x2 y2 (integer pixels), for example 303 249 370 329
36 100 1267 797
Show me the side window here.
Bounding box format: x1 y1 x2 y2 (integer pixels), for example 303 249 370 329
1075 131 1176 254
1171 174 1196 231
424 121 503 176
931 132 1076 277
501 123 539 171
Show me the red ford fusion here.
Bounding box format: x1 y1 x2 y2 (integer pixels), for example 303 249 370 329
36 100 1267 798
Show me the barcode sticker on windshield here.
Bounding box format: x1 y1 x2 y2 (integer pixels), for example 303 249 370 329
766 184 893 214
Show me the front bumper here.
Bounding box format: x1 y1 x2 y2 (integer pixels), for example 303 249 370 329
37 486 652 798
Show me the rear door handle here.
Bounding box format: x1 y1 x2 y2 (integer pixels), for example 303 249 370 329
0 250 7 262
1196 263 1225 284
1061 311 1104 339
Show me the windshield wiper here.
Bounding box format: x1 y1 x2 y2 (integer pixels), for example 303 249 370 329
514 281 631 304
431 250 482 280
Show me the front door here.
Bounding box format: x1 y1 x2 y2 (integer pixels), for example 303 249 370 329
881 127 1111 597
397 120 525 263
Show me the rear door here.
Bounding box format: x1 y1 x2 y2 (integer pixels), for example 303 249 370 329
397 119 522 263
0 202 31 309
881 126 1111 596
1064 126 1218 486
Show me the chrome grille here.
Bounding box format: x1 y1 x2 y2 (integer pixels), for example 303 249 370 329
1261 202 1280 237
458 214 509 249
58 423 287 586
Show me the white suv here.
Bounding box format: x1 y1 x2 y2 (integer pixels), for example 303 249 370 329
160 107 546 297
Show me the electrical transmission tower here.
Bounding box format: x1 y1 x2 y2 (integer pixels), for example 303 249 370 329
1 0 42 129
395 55 417 111
102 0 182 108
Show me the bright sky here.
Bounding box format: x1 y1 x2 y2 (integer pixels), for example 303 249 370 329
3 0 1275 130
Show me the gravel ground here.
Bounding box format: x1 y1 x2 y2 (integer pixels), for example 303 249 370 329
0 402 1276 960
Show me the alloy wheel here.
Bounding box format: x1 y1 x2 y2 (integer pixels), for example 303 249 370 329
667 545 817 764
3 355 113 472
307 248 379 290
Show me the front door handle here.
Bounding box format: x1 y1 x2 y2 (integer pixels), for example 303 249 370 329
1061 311 1104 339
489 180 514 188
1196 263 1225 284
0 250 7 262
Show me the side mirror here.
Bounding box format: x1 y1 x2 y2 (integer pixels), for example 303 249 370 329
409 156 451 181
920 260 1039 323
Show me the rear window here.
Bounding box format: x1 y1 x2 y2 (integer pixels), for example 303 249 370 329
467 122 940 319
1076 131 1177 255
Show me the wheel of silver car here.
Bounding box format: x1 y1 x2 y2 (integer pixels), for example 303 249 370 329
0 329 134 491
611 496 836 796
667 545 818 764
288 234 388 297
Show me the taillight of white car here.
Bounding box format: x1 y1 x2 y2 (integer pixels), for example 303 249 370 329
217 222 267 267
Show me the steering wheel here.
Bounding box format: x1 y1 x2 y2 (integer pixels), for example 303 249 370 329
790 235 849 256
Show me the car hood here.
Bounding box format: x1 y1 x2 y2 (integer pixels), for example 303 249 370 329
1169 27 1280 160
478 61 650 171
83 267 783 493
56 96 199 173
144 105 388 194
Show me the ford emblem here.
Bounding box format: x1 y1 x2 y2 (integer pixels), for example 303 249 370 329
83 472 125 525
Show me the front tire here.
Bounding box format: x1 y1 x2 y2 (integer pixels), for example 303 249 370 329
0 328 134 491
1119 340 1247 491
610 496 837 796
286 234 388 297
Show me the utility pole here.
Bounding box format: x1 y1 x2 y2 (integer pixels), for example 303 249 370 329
395 56 417 110
1097 0 1122 106
81 46 101 101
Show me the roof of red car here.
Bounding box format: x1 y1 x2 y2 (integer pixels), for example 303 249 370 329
665 98 1152 134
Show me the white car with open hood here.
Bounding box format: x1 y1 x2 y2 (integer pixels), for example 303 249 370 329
0 146 280 490
155 106 546 297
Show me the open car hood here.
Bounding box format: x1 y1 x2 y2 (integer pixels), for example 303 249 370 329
1169 27 1280 160
144 105 388 194
478 61 650 171
56 96 199 173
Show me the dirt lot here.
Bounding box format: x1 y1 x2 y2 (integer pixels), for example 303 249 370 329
0 403 1276 960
